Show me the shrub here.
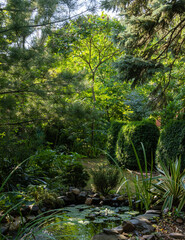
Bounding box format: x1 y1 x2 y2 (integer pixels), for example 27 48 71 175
27 148 60 178
61 161 90 188
116 120 160 170
106 120 125 164
151 158 185 212
28 185 64 209
28 150 89 188
90 164 120 196
156 120 185 169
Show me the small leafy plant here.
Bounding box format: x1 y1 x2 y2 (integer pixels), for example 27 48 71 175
90 164 120 196
129 142 154 210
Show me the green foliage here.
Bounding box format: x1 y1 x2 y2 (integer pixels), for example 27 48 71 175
156 120 185 169
151 158 185 213
114 55 164 88
116 120 160 170
131 142 154 210
60 153 90 188
106 120 125 164
27 148 61 178
90 164 120 196
28 150 89 188
28 185 64 209
124 90 152 121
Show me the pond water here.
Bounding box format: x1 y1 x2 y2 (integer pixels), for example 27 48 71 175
42 205 139 240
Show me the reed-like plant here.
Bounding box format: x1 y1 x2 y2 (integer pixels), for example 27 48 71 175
103 143 154 211
131 142 154 211
151 158 185 213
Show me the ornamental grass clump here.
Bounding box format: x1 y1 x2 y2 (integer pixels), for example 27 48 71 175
151 158 185 213
90 164 120 196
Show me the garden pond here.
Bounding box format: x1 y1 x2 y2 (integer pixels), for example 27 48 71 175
38 205 139 239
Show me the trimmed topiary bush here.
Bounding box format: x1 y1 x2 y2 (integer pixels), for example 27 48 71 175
156 120 185 169
116 120 160 170
106 120 125 164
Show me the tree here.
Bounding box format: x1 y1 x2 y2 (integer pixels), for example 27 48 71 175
0 0 97 125
48 14 123 103
101 0 185 119
0 0 98 164
47 14 124 151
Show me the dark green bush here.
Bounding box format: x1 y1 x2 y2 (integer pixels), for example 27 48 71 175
90 164 120 196
61 161 90 188
156 120 185 169
106 120 125 164
116 120 160 170
28 150 89 188
27 148 61 178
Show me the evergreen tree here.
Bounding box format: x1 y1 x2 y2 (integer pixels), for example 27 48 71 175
101 0 185 111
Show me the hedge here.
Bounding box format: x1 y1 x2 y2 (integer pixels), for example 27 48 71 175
106 120 125 164
156 120 185 169
116 120 160 170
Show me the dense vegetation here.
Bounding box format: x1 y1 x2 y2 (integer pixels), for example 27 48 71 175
1 0 185 238
116 120 160 170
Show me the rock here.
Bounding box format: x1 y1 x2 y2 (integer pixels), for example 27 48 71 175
77 191 87 204
102 198 113 205
145 210 161 215
85 197 92 205
117 196 124 201
92 197 100 205
9 217 26 231
93 193 100 198
92 233 120 240
142 235 156 240
63 192 76 204
29 204 39 215
20 205 31 216
111 226 124 234
26 215 36 222
136 213 160 221
103 228 119 235
122 221 135 233
118 234 128 239
1 224 9 234
169 233 185 239
130 218 155 235
66 191 76 200
129 219 140 225
176 217 184 224
71 188 80 195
